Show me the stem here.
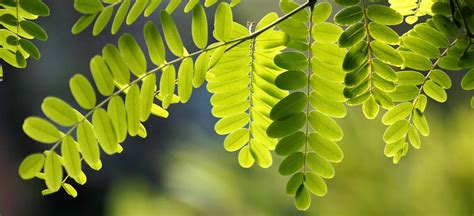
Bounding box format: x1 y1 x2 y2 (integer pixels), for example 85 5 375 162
247 21 256 147
303 6 314 174
362 0 373 92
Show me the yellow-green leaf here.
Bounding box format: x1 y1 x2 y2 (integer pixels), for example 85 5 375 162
160 11 184 57
92 108 119 155
22 117 61 144
213 3 233 42
18 153 45 180
69 74 96 109
41 97 78 127
44 151 62 192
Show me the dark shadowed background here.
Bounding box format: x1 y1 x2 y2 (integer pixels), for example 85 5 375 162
0 0 472 215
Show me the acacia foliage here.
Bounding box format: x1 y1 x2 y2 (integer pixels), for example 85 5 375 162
0 0 49 73
18 0 473 211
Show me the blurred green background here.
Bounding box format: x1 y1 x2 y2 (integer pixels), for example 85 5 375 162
0 1 472 216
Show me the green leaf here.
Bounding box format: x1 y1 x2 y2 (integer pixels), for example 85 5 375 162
93 6 113 36
362 95 379 119
310 93 347 118
192 4 208 49
279 152 305 176
280 0 308 22
306 152 334 178
372 59 397 82
111 0 131 34
295 186 311 211
193 52 210 87
185 0 199 13
159 65 176 109
312 23 343 43
382 102 413 125
20 21 47 41
145 0 162 16
275 70 307 90
275 131 306 156
92 108 119 155
178 58 194 103
74 0 103 14
304 172 327 197
41 97 78 127
125 84 141 136
18 153 45 180
370 41 404 67
250 141 272 168
77 120 102 170
399 51 432 71
412 109 429 136
20 0 50 16
102 44 130 86
165 0 181 14
389 85 419 102
433 15 459 39
366 5 403 25
270 92 307 121
459 51 474 69
44 151 62 192
238 145 254 168
119 34 147 76
215 113 249 135
22 117 61 144
397 71 425 85
274 52 308 70
267 112 306 138
413 24 448 48
18 39 40 60
423 80 447 103
342 40 368 71
69 74 96 109
414 94 428 112
214 3 233 42
372 73 395 92
286 172 303 196
108 96 128 143
139 74 156 122
312 2 332 24
345 63 369 87
143 21 166 66
61 136 82 179
429 69 451 89
368 23 400 45
408 125 421 149
308 111 343 141
72 14 97 35
90 55 115 96
308 133 343 163
126 0 149 25
62 183 78 198
402 36 439 59
223 128 248 152
384 139 405 157
334 5 363 26
338 23 365 48
383 119 410 143
208 46 225 69
461 69 474 90
160 11 184 57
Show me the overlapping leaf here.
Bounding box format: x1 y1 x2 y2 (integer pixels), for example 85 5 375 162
0 1 49 72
